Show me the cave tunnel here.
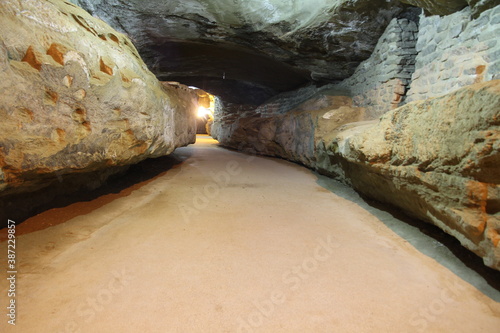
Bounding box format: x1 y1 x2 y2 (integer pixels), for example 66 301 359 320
1 0 500 331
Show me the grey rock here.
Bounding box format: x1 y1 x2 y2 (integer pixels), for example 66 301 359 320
399 0 468 15
69 0 410 103
468 0 500 18
214 81 500 270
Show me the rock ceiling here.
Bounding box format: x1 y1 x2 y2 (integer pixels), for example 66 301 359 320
71 0 496 103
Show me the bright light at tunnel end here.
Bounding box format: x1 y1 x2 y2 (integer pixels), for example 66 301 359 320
197 106 212 118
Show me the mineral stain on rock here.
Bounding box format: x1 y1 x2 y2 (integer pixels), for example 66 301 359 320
0 0 197 220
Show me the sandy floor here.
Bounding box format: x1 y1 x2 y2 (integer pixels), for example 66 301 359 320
1 135 499 332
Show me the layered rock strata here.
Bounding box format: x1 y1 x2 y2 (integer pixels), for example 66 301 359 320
213 4 500 269
0 0 197 222
213 80 500 269
70 0 410 103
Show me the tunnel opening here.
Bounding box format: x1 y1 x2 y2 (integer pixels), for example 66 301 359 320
193 88 216 135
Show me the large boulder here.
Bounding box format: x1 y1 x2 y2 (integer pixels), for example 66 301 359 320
0 0 197 215
214 80 500 269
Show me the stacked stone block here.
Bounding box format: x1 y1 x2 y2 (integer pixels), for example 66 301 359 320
335 18 419 118
406 6 500 102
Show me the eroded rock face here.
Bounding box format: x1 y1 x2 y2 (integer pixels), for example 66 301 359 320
325 81 500 269
399 0 468 15
0 0 197 198
71 0 409 103
214 81 500 269
400 0 499 17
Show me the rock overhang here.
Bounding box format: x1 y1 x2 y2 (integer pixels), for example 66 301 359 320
70 0 414 103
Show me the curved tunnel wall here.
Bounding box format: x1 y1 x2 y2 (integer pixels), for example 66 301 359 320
213 6 500 269
0 0 498 270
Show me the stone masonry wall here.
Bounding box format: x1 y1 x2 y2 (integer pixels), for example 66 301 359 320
406 6 500 102
255 84 322 117
335 17 419 118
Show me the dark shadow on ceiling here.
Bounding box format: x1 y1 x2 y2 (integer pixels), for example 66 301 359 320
149 40 311 104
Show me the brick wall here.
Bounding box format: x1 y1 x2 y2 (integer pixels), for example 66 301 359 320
335 17 419 118
406 6 500 102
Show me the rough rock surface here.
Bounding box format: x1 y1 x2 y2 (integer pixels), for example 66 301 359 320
400 0 499 17
0 1 197 200
334 17 419 118
406 6 500 102
214 80 500 269
399 0 469 15
71 0 409 103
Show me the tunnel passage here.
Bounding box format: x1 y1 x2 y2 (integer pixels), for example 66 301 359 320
0 0 499 270
1 134 500 333
151 41 311 105
0 1 500 331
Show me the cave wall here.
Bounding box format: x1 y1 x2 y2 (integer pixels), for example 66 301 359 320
400 0 498 17
69 0 409 103
213 5 500 269
406 6 500 102
0 0 197 224
214 80 500 270
1 0 498 268
334 18 419 118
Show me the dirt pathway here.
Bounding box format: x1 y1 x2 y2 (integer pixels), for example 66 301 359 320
1 135 499 332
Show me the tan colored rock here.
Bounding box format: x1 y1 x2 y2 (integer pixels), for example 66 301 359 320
215 81 500 269
0 0 197 198
329 80 500 269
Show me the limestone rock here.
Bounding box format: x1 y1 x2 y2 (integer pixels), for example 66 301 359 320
214 80 500 269
399 0 468 15
0 0 197 198
399 0 500 17
70 0 409 103
327 80 500 269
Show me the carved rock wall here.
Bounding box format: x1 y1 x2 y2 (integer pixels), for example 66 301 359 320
0 0 197 220
214 81 500 269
